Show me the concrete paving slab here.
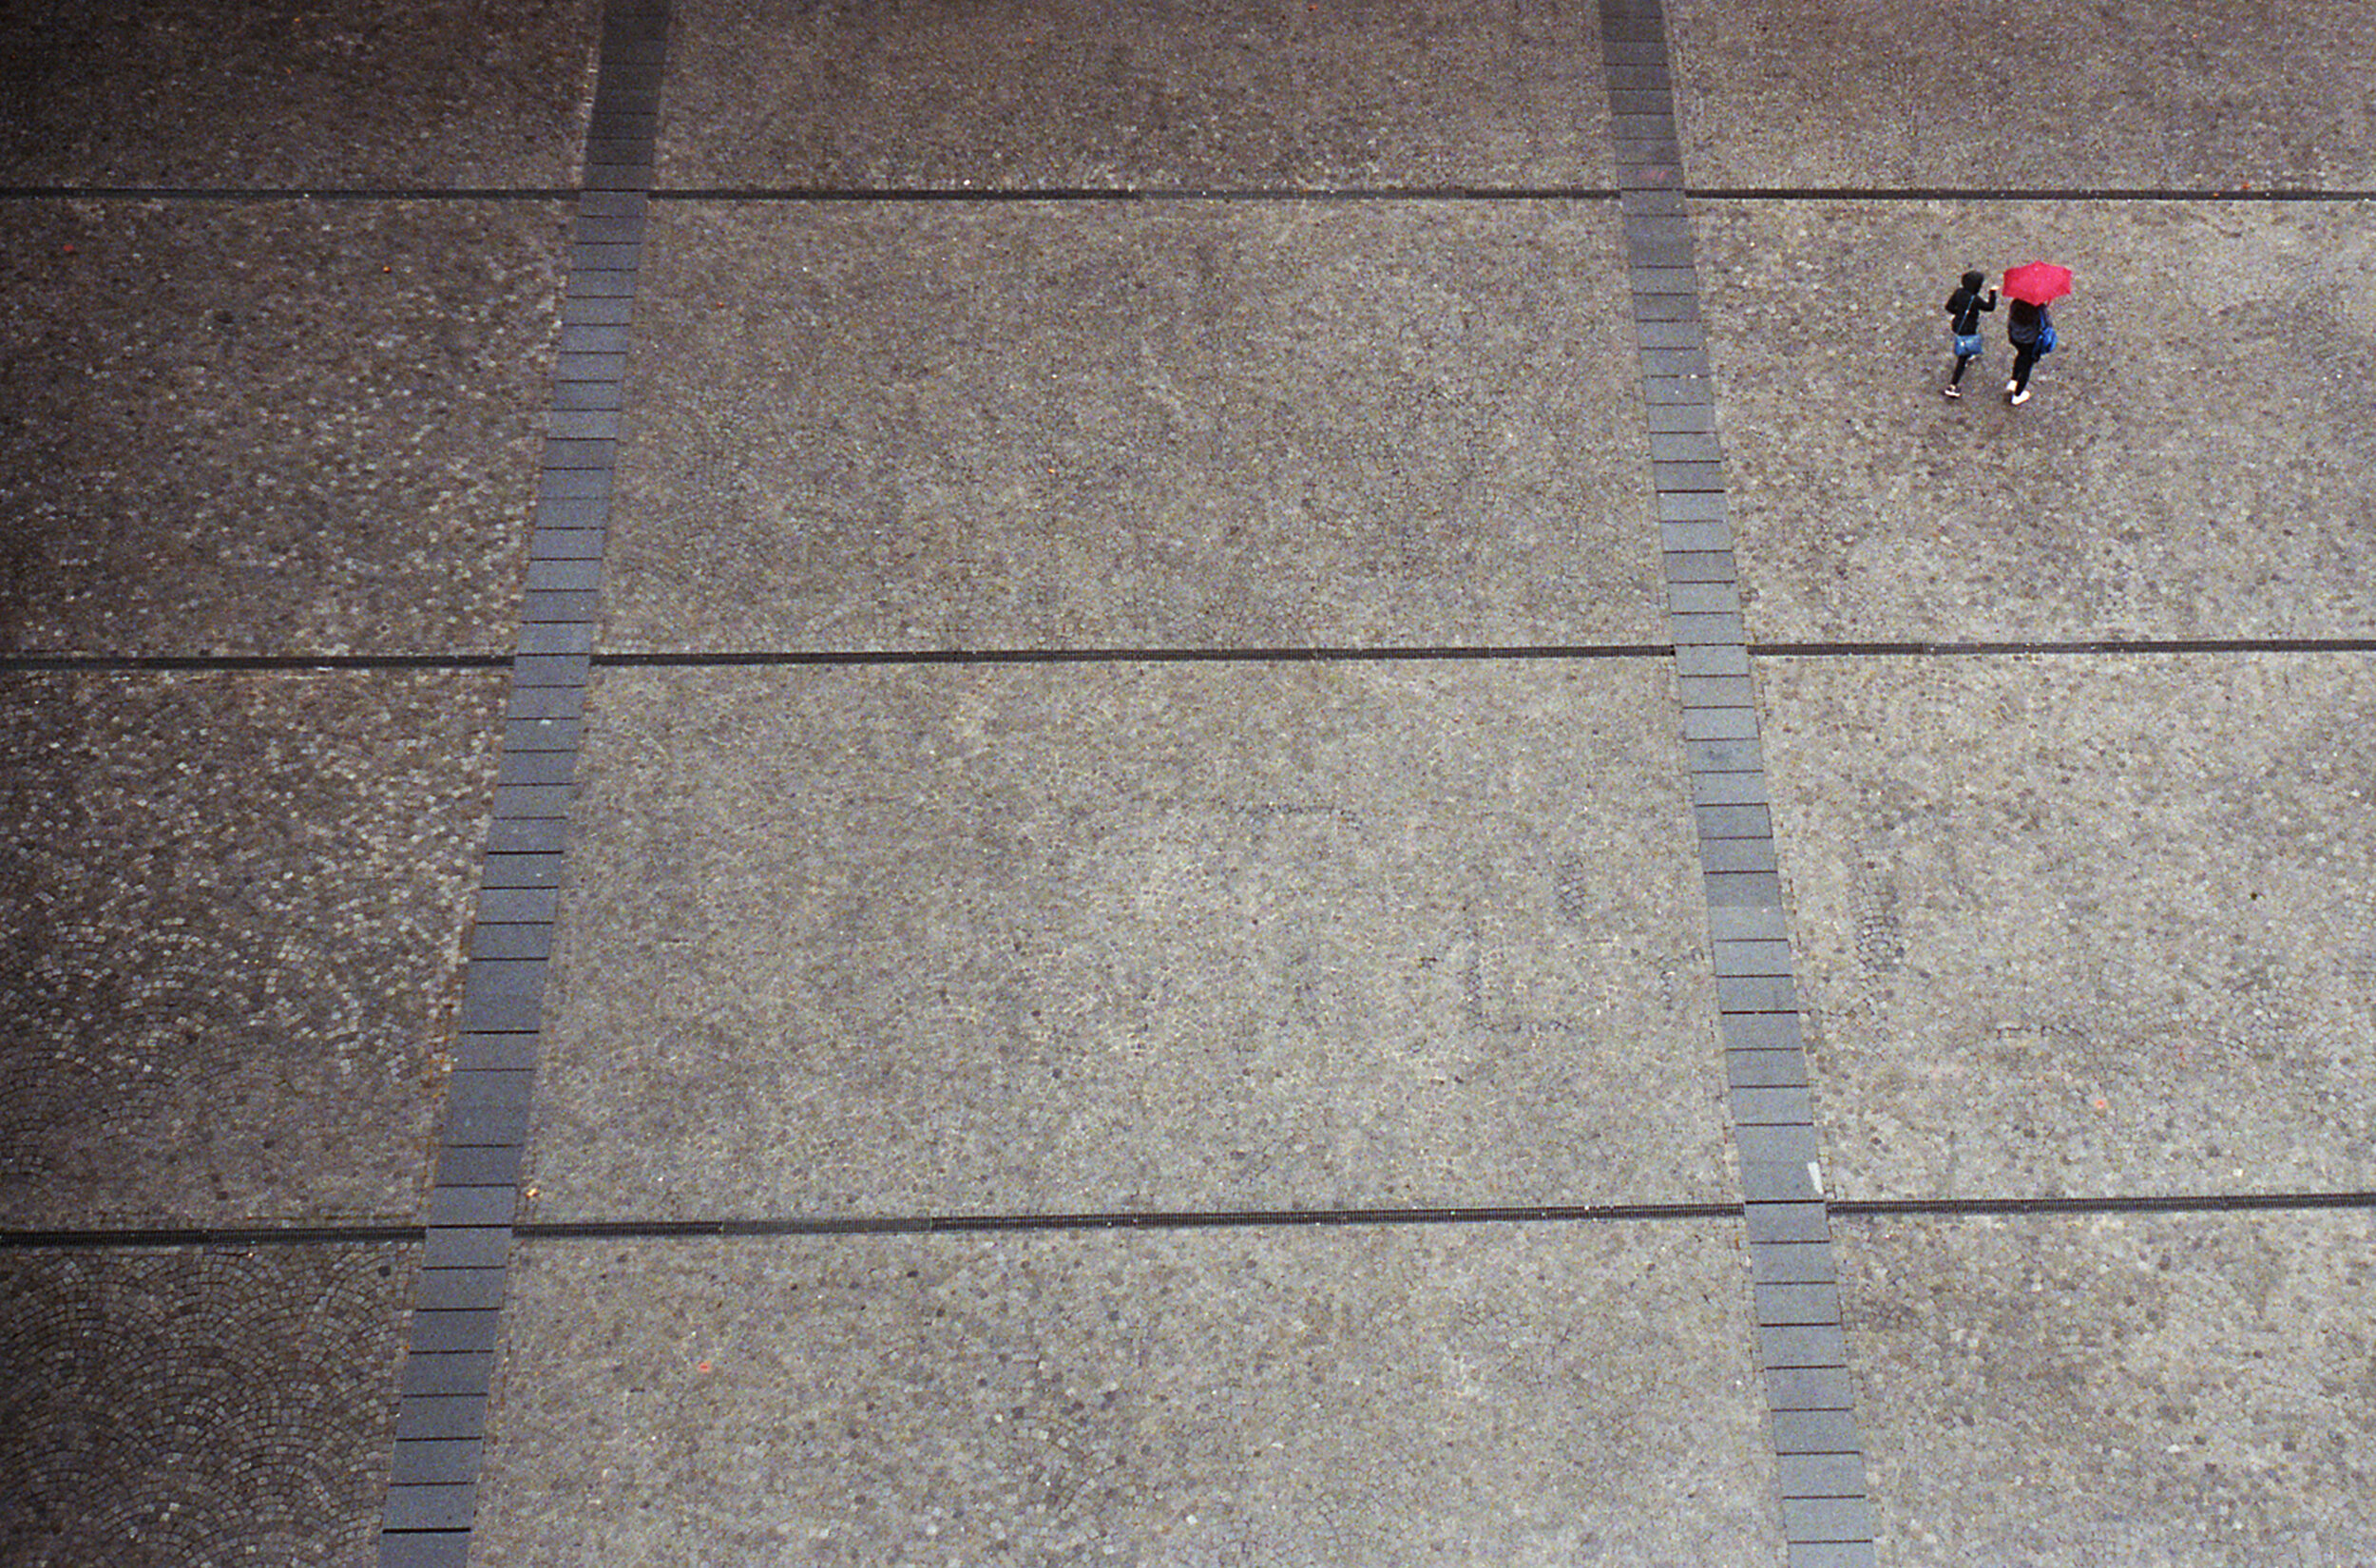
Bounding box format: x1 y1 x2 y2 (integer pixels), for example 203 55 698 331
1664 0 2376 191
658 0 1611 189
528 661 1729 1217
474 1225 1783 1565
0 670 503 1226
0 200 566 657
602 200 1657 651
0 1244 411 1568
1762 654 2376 1200
1696 198 2376 643
1840 1211 2376 1567
0 0 595 188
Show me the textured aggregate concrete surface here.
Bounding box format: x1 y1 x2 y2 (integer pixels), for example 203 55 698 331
0 670 504 1227
474 1228 1784 1567
0 200 567 657
6 0 2374 1562
529 661 1727 1218
1696 199 2376 643
1665 0 2376 191
0 0 598 189
1762 654 2376 1201
1841 1212 2376 1567
657 0 1614 189
602 200 1659 652
0 1244 412 1568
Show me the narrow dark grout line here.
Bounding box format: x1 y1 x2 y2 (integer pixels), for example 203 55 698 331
13 184 2359 206
0 1224 428 1251
648 185 1620 202
10 1191 2366 1252
518 1203 1745 1239
595 643 1674 667
0 186 577 201
1689 185 2376 202
1757 638 2376 658
659 184 2376 205
17 641 2353 676
0 654 514 673
1833 1192 2376 1218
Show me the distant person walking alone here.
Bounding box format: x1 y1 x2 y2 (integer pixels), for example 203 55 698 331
1943 269 1996 397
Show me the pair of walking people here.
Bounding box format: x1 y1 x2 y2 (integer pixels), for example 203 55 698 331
1944 266 2060 405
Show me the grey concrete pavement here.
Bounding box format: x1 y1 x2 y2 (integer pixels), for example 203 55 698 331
1666 0 2376 191
657 0 1614 189
602 200 1657 652
475 1227 1783 1566
1763 652 2376 1201
2 0 2371 1563
529 660 1726 1218
1841 1211 2376 1565
1696 198 2376 643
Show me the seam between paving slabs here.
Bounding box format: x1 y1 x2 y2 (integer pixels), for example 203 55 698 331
374 2 671 1563
1596 3 1879 1565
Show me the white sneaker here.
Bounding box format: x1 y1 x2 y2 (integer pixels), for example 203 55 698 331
2005 379 2019 395
2009 386 2031 406
1944 384 1961 398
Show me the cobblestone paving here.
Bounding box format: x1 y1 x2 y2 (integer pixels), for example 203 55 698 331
0 1245 412 1568
1 200 566 658
0 670 504 1228
0 0 596 188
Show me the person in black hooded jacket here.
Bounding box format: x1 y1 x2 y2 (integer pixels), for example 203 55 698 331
1942 270 1996 397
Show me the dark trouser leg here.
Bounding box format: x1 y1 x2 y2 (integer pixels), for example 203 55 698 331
2009 343 2039 392
1950 353 1974 385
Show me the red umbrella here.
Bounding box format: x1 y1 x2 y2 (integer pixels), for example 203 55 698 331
2002 260 2073 305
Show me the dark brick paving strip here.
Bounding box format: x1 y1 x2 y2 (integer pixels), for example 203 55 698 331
1599 0 1877 1562
374 3 673 1563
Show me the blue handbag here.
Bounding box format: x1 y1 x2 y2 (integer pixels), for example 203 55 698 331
1953 331 1983 356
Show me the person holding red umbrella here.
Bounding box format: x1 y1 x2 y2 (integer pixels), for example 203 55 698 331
2002 260 2072 406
